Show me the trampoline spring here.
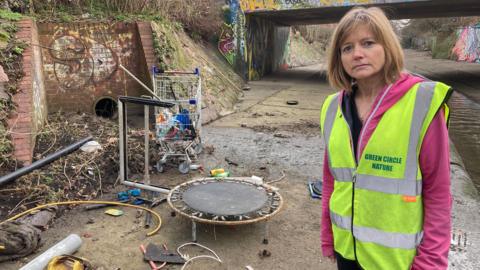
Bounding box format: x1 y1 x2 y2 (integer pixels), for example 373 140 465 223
213 216 219 221
221 216 226 221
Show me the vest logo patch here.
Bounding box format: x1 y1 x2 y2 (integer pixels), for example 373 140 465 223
364 153 402 172
402 195 417 203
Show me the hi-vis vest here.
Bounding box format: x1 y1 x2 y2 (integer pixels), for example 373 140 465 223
320 81 451 270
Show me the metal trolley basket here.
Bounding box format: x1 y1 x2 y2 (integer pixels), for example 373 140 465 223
152 67 202 174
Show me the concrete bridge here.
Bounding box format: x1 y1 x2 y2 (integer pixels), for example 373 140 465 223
247 0 480 25
219 0 480 80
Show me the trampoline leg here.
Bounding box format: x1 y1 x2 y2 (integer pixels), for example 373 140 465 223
192 221 197 242
263 221 269 244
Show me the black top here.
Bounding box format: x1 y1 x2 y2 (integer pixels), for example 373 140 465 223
341 87 363 161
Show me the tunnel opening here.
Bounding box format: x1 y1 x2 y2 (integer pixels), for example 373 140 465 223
94 97 117 118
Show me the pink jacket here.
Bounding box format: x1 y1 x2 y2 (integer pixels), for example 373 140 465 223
321 73 452 269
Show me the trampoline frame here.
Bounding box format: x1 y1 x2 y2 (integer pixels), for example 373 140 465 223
167 177 284 242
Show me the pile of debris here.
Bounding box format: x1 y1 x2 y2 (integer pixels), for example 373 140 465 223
0 112 156 221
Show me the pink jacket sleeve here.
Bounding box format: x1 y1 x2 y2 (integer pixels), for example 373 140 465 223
411 110 452 270
321 150 335 257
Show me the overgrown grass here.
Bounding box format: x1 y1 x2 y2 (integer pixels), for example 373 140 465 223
0 10 26 169
30 0 223 40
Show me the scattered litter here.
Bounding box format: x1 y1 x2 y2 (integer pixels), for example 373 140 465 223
19 234 82 270
117 189 141 201
177 242 222 270
246 266 254 270
104 209 124 217
189 164 202 170
46 255 93 270
265 170 286 184
210 168 228 177
258 249 271 258
82 232 93 238
286 100 299 105
140 244 164 270
18 207 57 230
0 221 42 262
243 85 251 91
145 243 185 263
307 181 322 199
248 175 263 185
79 141 102 153
273 132 291 138
225 157 239 166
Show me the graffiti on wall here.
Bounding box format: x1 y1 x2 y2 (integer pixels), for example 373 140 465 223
221 0 418 79
42 24 134 91
239 0 415 12
452 25 480 63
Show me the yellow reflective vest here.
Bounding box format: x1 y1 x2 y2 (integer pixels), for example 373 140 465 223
320 81 452 270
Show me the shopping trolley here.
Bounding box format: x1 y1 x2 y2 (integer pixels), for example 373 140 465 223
152 67 202 174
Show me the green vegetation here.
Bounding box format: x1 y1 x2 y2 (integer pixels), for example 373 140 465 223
0 10 26 168
0 9 22 21
151 21 190 71
29 0 222 40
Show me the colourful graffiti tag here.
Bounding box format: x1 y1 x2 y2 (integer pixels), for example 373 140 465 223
218 24 236 65
240 0 279 12
452 25 480 63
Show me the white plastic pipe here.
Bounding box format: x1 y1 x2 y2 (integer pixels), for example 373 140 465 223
19 234 82 270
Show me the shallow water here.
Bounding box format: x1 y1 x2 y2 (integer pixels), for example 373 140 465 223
448 91 480 191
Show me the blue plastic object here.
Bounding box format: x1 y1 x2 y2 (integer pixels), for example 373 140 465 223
175 109 191 130
117 189 141 201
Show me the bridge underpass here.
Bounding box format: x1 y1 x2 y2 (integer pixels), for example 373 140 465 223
226 0 480 80
247 0 480 26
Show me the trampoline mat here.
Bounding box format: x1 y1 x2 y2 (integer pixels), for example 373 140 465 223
182 181 269 216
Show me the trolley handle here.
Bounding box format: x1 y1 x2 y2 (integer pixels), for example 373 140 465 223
152 66 200 76
118 96 175 108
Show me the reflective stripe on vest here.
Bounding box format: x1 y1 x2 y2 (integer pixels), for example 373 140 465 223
330 212 424 250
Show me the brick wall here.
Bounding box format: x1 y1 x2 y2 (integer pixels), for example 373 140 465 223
38 22 150 113
7 19 46 165
137 22 157 89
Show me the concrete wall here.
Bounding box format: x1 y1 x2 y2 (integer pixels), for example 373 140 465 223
37 22 149 113
7 19 48 164
221 1 291 80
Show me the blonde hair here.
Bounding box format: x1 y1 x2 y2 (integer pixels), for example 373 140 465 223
327 7 404 92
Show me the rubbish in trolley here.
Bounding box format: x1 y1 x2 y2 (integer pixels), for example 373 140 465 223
152 67 203 174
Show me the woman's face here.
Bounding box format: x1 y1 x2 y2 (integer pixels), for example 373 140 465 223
340 24 386 83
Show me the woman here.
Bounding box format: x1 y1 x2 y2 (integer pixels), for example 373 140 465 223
320 7 452 270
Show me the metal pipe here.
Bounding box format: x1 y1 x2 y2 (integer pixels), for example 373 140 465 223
119 64 162 101
122 181 170 194
0 136 93 187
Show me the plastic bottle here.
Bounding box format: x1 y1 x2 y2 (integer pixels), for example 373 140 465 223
19 234 83 270
210 168 225 176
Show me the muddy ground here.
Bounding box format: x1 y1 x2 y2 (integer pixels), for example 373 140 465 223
1 64 336 270
2 51 480 269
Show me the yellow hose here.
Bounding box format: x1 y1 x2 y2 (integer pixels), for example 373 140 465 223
0 200 162 236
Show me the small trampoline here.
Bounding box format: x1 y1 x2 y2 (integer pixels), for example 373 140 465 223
168 177 283 241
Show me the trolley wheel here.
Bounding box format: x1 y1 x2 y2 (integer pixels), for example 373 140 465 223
155 161 165 173
179 161 190 174
194 143 203 154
